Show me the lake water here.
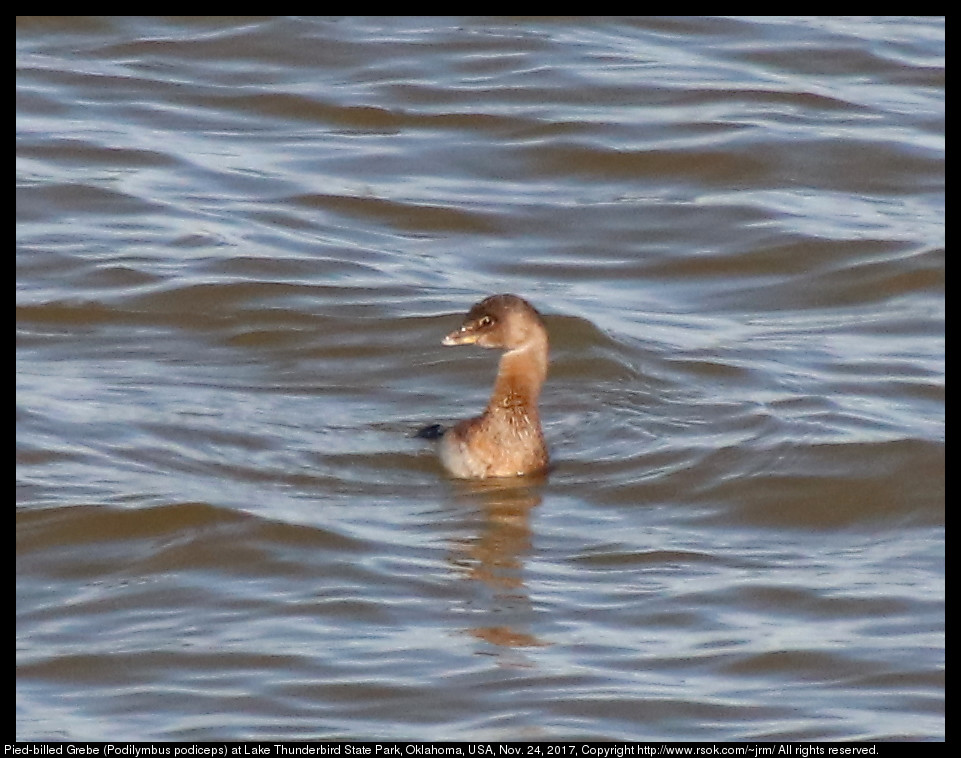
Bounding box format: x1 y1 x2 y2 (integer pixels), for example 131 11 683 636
16 16 944 741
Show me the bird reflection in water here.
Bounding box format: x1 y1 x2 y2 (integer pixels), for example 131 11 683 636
445 475 549 655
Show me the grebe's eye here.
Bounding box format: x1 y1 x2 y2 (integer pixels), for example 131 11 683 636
478 315 493 328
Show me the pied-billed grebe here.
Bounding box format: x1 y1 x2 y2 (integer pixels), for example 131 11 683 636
420 294 550 479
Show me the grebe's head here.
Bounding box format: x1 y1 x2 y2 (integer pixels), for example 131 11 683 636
442 294 547 351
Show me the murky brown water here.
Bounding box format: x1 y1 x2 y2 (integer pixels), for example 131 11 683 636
17 16 944 741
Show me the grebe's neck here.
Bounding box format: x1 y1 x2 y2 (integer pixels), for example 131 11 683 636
487 334 548 415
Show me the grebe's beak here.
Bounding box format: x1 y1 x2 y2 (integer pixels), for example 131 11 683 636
442 327 479 346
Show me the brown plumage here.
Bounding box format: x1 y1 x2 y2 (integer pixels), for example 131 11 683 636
430 294 550 478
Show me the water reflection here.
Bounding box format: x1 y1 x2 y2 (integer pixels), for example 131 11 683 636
447 476 548 651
